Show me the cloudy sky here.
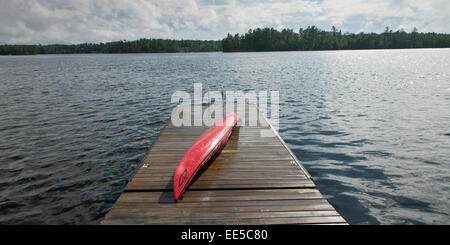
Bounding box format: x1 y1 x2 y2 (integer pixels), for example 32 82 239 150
1 0 449 44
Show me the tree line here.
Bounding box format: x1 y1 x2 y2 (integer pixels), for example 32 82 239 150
0 39 222 55
222 26 450 52
2 26 450 55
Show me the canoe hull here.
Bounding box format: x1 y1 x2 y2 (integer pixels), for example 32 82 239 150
173 112 238 202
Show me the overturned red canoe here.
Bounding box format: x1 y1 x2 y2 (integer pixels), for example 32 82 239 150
173 112 238 202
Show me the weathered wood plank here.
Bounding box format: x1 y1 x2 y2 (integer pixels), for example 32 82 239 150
110 198 335 209
103 215 347 225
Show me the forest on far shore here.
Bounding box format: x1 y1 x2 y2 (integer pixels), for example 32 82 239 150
222 26 450 52
1 26 450 55
0 39 221 55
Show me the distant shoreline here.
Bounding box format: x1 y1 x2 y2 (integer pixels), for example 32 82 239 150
222 26 450 52
0 50 223 56
220 47 450 53
0 39 222 55
2 47 450 56
2 26 450 55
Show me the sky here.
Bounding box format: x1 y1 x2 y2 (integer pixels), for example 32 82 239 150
0 0 449 44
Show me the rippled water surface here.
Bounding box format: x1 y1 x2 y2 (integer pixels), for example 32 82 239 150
0 50 449 224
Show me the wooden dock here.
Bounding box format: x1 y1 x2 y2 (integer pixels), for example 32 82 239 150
102 105 346 225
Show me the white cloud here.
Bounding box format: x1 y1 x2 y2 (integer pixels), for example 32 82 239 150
0 0 448 44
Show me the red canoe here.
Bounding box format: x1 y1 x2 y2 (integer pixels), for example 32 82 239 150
173 112 238 202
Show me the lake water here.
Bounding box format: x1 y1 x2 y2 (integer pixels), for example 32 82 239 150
0 49 449 224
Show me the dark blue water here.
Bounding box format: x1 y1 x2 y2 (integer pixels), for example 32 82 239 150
0 50 449 224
